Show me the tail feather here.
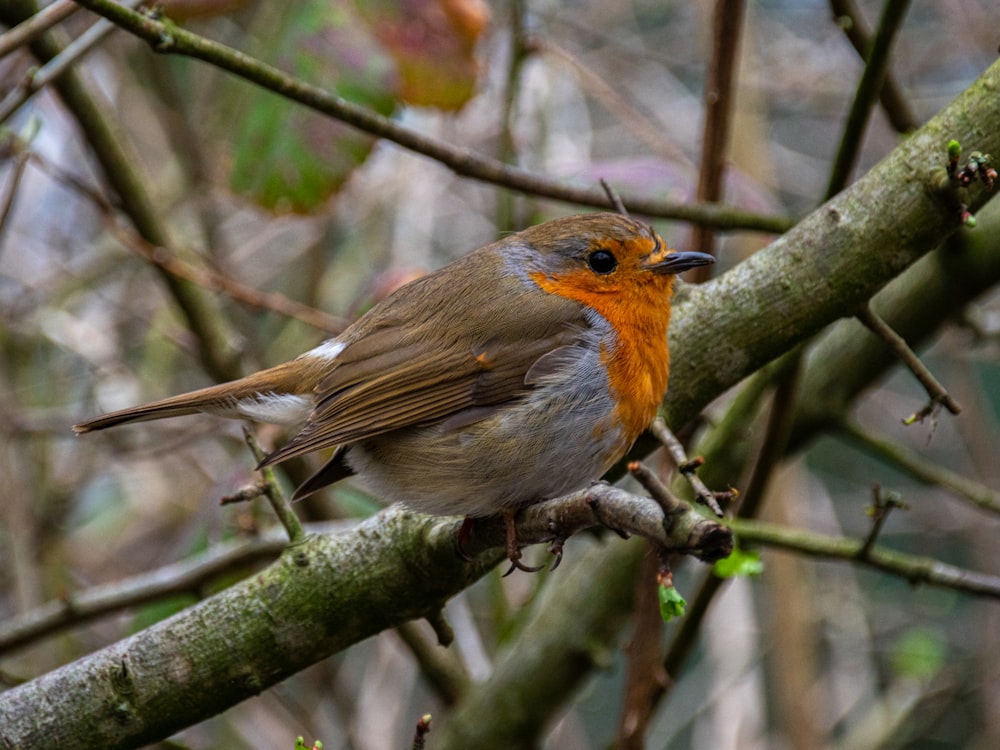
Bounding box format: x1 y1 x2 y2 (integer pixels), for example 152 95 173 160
73 364 316 434
72 383 245 434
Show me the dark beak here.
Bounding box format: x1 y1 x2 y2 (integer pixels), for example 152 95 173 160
644 250 716 275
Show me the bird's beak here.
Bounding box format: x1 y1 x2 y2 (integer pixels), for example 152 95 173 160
643 250 716 275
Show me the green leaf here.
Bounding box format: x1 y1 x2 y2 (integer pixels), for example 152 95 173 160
713 547 764 578
658 584 687 622
890 626 947 682
225 2 395 212
222 0 487 212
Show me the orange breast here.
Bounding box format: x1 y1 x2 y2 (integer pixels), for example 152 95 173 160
529 269 674 445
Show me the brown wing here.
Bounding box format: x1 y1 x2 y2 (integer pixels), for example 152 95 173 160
259 257 589 467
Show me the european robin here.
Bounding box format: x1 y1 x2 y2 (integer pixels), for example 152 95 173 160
74 213 714 571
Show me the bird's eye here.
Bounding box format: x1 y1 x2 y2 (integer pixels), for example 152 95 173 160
587 249 617 274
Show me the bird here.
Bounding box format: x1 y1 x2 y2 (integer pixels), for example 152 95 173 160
74 212 715 571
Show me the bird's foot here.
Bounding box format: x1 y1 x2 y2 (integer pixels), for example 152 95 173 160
501 507 544 576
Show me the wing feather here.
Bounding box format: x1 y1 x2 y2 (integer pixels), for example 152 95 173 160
260 261 591 468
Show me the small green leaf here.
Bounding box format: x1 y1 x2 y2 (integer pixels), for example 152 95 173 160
947 139 962 160
658 584 687 622
713 547 764 578
891 627 946 682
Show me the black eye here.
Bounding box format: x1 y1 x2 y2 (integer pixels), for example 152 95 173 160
587 249 617 274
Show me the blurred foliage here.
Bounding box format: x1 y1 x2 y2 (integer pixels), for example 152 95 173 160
1 1 999 749
223 0 485 211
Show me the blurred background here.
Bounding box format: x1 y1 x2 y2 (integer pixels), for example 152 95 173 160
1 0 999 747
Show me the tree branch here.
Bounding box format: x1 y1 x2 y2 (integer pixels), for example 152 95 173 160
825 0 911 197
67 0 793 234
838 419 1000 516
731 517 1000 598
0 523 349 655
829 0 920 133
856 303 962 417
0 483 732 748
689 0 745 281
0 0 243 382
660 58 998 433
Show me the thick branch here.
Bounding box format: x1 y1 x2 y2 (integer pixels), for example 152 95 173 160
661 58 999 433
0 523 348 655
0 484 731 748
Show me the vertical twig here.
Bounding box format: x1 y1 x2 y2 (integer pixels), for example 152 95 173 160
242 427 306 544
825 0 912 197
615 549 667 750
689 0 745 282
733 353 804 520
829 0 919 133
495 0 530 233
600 178 629 216
859 485 907 559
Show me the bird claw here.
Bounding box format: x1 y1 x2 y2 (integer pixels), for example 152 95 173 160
547 536 565 571
455 517 476 562
502 556 545 577
501 507 547 576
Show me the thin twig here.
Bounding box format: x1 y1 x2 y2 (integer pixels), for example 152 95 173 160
628 461 687 529
838 420 1000 516
538 37 696 170
825 0 911 197
242 427 306 544
0 127 34 259
859 484 907 559
18 139 348 334
0 0 79 59
69 0 796 234
648 417 729 516
600 178 629 216
494 0 531 233
0 1 145 125
411 714 432 750
856 303 962 417
730 517 1000 598
689 0 745 283
829 0 919 133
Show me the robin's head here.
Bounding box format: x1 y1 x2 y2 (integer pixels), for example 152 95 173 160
517 213 715 309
